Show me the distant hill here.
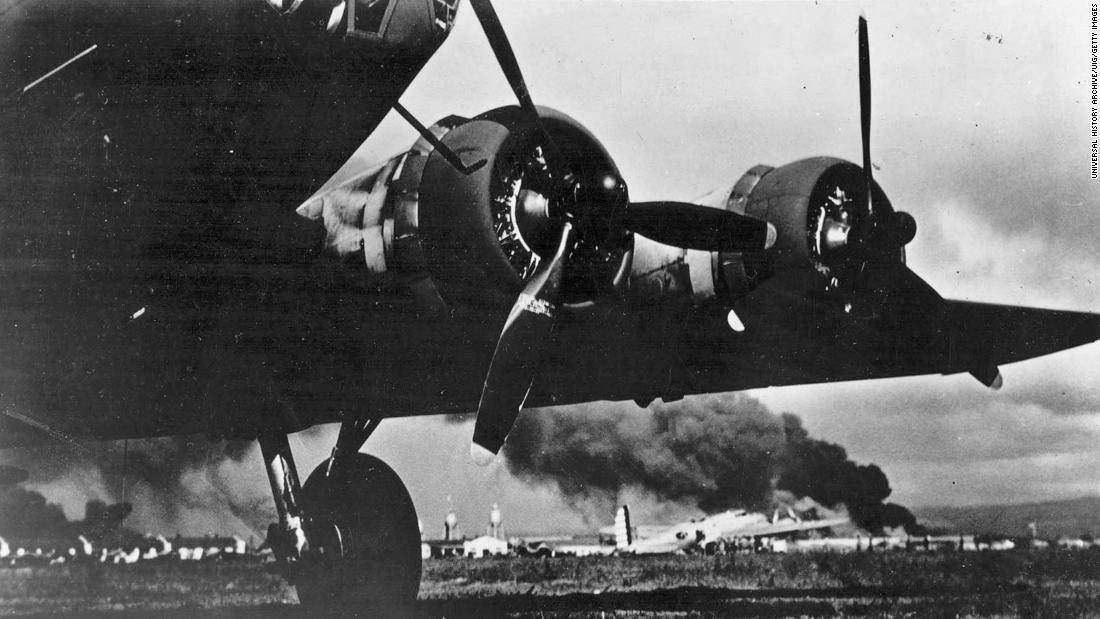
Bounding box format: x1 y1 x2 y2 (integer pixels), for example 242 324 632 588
914 497 1100 539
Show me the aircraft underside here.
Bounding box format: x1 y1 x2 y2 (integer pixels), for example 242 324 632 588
2 0 1098 610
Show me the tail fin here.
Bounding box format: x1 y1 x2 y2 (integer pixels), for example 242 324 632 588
614 505 633 550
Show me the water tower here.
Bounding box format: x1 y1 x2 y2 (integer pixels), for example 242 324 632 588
488 503 502 539
444 509 459 541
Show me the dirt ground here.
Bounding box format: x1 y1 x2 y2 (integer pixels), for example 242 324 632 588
1 550 1097 618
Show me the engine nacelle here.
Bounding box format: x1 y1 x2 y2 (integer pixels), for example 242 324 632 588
622 157 907 314
744 157 900 282
297 106 633 311
692 157 905 307
415 106 633 307
299 133 907 318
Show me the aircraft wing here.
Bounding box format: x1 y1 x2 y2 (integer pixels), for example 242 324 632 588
943 300 1100 368
689 265 1100 393
730 517 850 539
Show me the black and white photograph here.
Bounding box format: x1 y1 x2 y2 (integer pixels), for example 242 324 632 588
1 0 1097 616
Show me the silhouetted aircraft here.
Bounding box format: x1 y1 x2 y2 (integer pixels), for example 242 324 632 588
1 0 1096 608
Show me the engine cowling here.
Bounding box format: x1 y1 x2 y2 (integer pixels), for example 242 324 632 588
415 106 633 307
296 106 633 311
702 157 913 314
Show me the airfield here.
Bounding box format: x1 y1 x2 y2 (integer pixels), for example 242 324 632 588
1 550 1098 618
3 497 1098 617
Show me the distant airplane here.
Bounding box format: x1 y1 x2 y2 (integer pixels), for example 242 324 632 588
1 0 1096 608
607 505 849 555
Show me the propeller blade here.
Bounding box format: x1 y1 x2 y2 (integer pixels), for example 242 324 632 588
625 201 777 252
847 209 918 256
858 15 874 214
471 222 577 464
468 0 538 120
467 0 570 177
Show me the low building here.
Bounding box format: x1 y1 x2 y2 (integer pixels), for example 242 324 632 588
463 535 509 558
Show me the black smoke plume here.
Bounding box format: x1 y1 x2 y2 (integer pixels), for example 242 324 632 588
503 393 916 532
776 412 917 531
0 486 69 539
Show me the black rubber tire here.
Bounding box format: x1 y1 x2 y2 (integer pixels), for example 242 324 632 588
294 453 421 611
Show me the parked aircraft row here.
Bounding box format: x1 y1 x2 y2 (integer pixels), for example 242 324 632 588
418 503 1100 559
422 503 850 558
0 533 252 567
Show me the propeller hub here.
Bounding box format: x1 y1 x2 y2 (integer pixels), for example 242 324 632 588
567 173 628 235
821 219 851 253
564 173 627 213
892 210 917 246
515 188 551 244
850 210 917 251
807 164 916 292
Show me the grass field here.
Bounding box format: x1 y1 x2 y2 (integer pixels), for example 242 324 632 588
1 550 1097 617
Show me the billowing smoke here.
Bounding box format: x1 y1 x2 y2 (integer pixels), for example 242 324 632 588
0 485 132 541
503 393 917 532
503 394 784 512
776 413 917 532
4 392 916 537
0 485 69 539
0 463 132 540
3 437 273 538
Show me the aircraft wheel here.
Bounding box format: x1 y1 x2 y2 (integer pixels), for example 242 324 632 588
295 453 421 610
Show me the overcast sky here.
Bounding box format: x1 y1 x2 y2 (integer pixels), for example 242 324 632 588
31 1 1100 537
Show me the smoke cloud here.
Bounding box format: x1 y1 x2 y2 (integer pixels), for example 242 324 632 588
0 485 69 539
503 393 916 532
0 478 134 542
776 413 916 531
3 437 272 538
504 394 784 512
5 394 917 537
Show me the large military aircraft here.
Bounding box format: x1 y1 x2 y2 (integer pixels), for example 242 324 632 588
1 0 1097 608
608 505 849 555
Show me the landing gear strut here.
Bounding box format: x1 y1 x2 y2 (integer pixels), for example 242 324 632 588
259 431 307 564
259 421 422 609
